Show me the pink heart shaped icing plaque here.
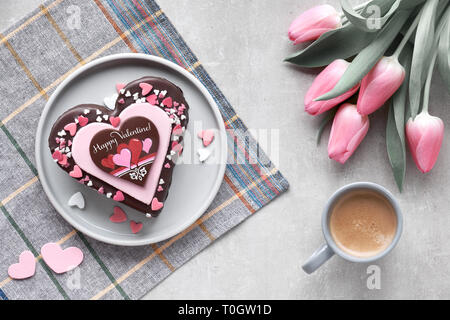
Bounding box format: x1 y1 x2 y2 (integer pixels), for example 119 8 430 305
48 77 189 216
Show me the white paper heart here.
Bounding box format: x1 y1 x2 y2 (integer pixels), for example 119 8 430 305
68 192 85 209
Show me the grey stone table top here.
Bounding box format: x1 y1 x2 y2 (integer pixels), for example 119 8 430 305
2 0 450 299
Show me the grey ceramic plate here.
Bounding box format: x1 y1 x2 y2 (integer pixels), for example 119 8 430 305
36 53 227 246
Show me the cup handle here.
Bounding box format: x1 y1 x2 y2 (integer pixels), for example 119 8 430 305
302 243 335 274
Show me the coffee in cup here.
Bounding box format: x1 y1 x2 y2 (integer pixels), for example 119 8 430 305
329 190 397 258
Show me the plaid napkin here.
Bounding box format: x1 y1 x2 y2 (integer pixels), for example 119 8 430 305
0 0 288 300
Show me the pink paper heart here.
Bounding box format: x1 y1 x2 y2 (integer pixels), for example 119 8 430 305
69 165 82 178
151 197 164 211
139 83 153 96
8 251 36 280
130 221 143 234
142 138 153 153
113 190 125 202
198 130 215 147
110 206 127 223
64 123 77 136
41 243 84 274
113 148 132 168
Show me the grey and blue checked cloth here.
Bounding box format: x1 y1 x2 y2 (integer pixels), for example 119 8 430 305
0 0 289 300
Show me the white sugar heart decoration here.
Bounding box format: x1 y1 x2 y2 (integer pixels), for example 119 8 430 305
103 93 118 111
198 148 211 162
68 192 85 210
8 251 36 280
41 243 84 274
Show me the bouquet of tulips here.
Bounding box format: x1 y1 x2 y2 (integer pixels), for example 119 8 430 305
285 0 450 191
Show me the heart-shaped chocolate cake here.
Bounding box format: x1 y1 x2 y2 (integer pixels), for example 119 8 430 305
48 77 189 217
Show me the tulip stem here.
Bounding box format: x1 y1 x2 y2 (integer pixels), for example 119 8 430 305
422 49 438 114
393 12 421 59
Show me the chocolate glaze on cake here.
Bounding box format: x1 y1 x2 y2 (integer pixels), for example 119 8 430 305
48 77 190 217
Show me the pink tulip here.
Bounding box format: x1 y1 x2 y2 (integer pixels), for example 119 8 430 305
328 103 370 164
288 4 341 44
357 56 406 116
406 112 444 173
305 59 360 116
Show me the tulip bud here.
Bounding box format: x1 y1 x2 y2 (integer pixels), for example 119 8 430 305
288 4 341 44
305 59 360 116
328 103 370 164
357 56 406 116
406 112 444 173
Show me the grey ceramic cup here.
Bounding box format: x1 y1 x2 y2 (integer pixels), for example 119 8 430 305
302 182 403 274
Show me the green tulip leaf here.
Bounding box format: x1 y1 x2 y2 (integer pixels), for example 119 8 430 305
386 45 412 192
316 9 412 102
438 19 450 93
284 24 378 68
409 0 439 118
341 0 401 33
399 0 427 9
316 108 338 146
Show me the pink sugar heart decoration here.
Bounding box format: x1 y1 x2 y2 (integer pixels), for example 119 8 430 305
142 138 153 153
174 101 179 107
162 97 173 108
110 206 127 223
56 137 60 144
69 165 82 178
110 116 121 128
164 163 171 169
198 130 215 147
8 250 36 280
77 115 89 127
151 197 164 211
58 154 68 167
157 186 164 192
113 191 125 202
116 83 126 93
98 186 104 194
146 94 158 105
172 124 183 135
52 150 63 161
118 98 125 104
41 243 84 274
64 123 77 136
68 140 72 147
139 83 153 96
130 221 143 234
113 148 132 168
171 141 183 155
